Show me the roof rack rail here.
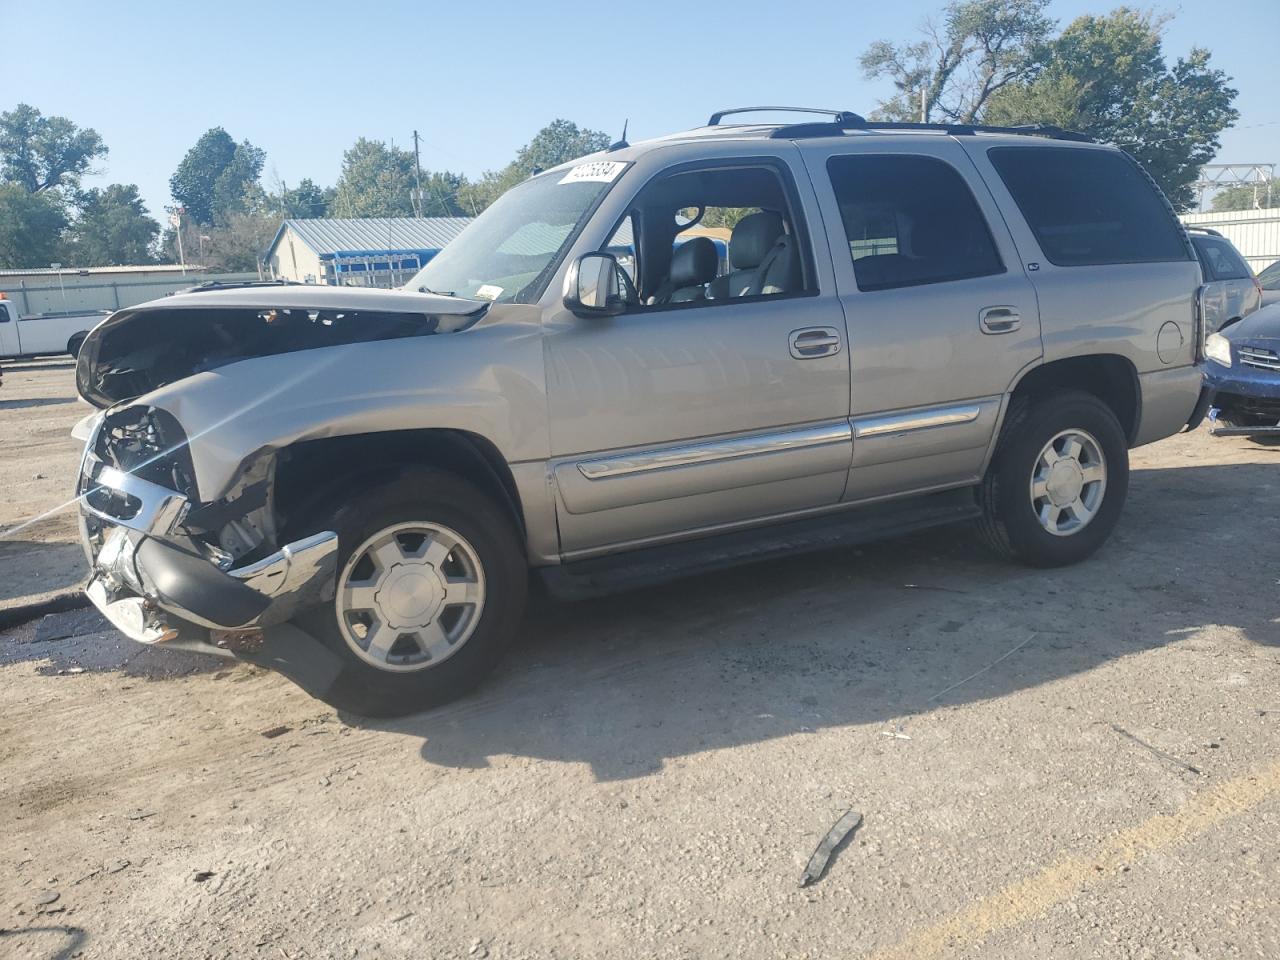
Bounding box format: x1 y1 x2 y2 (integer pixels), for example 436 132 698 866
769 116 1093 143
707 106 866 127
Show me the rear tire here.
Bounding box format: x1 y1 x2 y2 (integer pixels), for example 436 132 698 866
978 390 1129 568
294 467 527 716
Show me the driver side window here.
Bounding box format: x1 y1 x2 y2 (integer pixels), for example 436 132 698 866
602 163 812 311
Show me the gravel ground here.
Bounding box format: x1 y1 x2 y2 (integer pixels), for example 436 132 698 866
1 363 1278 959
0 358 88 612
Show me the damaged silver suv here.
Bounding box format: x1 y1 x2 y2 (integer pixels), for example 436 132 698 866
74 108 1207 714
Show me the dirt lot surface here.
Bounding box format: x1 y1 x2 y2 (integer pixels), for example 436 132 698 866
2 363 1278 959
0 358 88 613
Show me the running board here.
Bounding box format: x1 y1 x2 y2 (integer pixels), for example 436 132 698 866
540 487 982 599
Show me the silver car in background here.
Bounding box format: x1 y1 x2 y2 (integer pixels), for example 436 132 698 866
1256 258 1280 308
1187 227 1262 332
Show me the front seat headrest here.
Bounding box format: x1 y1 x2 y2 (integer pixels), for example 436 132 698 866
730 211 786 270
670 236 719 288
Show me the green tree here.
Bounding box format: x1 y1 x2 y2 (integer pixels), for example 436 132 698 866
0 103 107 194
62 184 160 266
199 212 277 272
169 128 266 225
211 141 266 224
986 9 1239 210
456 119 610 214
511 119 610 176
0 183 68 268
331 138 417 218
1211 179 1277 212
860 0 1054 122
274 177 332 218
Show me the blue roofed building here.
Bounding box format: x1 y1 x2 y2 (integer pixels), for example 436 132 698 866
264 217 472 287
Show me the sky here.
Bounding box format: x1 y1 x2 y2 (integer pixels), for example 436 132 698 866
4 0 1277 220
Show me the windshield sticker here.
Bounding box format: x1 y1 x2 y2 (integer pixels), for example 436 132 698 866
475 284 504 301
559 161 626 185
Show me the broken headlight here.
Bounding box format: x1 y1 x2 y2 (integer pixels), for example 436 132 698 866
92 406 198 500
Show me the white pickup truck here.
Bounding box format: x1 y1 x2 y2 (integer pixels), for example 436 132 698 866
0 298 108 360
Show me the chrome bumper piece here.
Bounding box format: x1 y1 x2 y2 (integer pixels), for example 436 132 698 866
86 525 338 639
80 436 338 641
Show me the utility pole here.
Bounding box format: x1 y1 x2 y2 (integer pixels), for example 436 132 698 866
412 129 424 219
920 87 928 123
166 206 187 275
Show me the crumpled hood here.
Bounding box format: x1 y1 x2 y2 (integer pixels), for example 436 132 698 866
76 283 488 408
1224 302 1280 344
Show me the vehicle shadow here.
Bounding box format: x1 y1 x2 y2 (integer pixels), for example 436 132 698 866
0 924 87 960
0 540 87 604
0 396 78 410
0 359 76 372
346 460 1278 781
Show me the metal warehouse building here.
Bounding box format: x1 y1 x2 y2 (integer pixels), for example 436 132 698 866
265 217 472 287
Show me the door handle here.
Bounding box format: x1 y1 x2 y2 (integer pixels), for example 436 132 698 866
789 326 842 359
979 306 1021 334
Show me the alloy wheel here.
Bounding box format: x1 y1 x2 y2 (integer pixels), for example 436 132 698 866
335 522 486 672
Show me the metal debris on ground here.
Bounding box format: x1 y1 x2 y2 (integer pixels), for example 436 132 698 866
260 725 291 739
926 632 1038 705
879 729 911 740
1109 723 1202 776
125 808 156 821
799 808 863 888
191 870 216 882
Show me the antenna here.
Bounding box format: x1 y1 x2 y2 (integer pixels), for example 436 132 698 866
608 119 629 152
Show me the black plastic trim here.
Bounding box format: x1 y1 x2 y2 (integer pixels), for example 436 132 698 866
136 537 271 628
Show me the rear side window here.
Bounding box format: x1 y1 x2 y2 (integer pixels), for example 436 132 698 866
0 303 9 322
1192 236 1251 281
988 147 1188 267
827 155 1004 292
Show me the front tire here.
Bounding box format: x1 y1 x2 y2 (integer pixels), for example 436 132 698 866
295 467 527 716
978 391 1129 568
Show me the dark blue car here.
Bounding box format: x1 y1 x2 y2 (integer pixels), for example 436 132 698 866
1202 303 1280 441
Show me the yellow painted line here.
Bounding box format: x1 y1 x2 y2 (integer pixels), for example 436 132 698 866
868 757 1280 960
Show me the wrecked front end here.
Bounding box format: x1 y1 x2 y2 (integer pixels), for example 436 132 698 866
78 401 340 654
73 285 492 654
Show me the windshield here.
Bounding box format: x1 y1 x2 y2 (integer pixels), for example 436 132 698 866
405 162 628 303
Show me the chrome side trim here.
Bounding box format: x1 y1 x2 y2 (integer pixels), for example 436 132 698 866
854 404 982 439
576 422 852 481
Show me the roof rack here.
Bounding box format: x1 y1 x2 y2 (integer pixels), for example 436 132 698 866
767 115 1093 143
707 106 867 127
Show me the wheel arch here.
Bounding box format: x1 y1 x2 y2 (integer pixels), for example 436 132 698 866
273 428 527 543
1008 354 1141 446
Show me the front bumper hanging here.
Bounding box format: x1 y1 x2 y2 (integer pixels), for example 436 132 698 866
79 438 338 647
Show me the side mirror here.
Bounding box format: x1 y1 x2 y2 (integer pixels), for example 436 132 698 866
564 252 627 318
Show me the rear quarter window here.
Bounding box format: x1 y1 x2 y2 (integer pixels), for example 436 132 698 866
988 147 1189 267
1192 236 1251 281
